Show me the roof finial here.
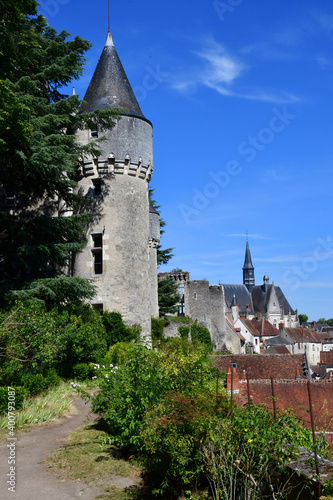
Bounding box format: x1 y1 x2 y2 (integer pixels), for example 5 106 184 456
105 0 114 47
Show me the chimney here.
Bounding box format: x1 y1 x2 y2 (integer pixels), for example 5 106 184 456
227 366 240 394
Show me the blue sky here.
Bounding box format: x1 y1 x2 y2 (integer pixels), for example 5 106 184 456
39 0 333 321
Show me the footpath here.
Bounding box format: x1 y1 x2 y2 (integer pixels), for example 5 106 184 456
0 395 104 499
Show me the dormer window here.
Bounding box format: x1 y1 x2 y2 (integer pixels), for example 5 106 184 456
90 129 98 138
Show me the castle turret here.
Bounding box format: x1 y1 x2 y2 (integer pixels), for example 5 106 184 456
243 239 255 292
74 29 155 343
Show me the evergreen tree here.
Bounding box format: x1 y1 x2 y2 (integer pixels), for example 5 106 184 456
149 189 173 266
0 0 120 297
158 278 180 317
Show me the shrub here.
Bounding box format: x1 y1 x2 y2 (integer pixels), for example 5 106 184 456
92 341 214 449
73 363 92 381
0 386 26 415
151 317 164 341
102 311 140 347
142 389 228 496
191 321 212 350
178 325 189 340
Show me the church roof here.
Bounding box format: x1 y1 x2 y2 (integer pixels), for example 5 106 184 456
243 240 254 270
223 284 254 314
80 31 145 119
251 284 295 315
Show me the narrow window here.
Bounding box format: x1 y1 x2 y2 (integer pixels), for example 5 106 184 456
92 234 103 275
93 303 103 313
90 129 98 138
92 178 102 196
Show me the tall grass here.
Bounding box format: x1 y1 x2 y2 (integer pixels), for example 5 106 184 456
0 383 74 430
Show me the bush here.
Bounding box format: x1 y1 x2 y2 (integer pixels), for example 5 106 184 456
178 325 189 340
191 321 212 350
142 389 228 496
92 341 213 449
73 363 92 381
0 386 26 415
151 317 164 341
102 311 140 347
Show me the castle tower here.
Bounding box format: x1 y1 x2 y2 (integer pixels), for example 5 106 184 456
74 29 155 343
243 239 255 292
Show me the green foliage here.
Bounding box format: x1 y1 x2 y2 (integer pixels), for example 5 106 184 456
0 386 26 414
166 315 191 323
0 0 120 296
9 276 96 310
326 318 333 327
73 363 92 381
201 406 314 500
0 301 108 383
151 317 164 341
102 311 140 348
178 325 190 340
191 321 212 350
149 189 174 266
90 338 326 499
92 340 213 449
53 307 107 378
142 390 225 496
298 313 309 324
158 277 180 317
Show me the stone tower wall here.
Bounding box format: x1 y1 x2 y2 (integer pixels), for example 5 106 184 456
209 285 227 351
74 115 153 342
185 280 211 331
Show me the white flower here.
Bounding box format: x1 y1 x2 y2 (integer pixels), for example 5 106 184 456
110 364 113 368
105 374 108 378
102 365 105 369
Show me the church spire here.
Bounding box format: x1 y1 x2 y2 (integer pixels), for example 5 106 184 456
243 238 255 292
80 26 144 118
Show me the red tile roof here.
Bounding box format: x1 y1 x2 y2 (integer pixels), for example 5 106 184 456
215 353 307 380
251 318 279 337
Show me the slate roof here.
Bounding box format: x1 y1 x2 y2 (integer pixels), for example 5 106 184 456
251 284 295 315
264 334 291 346
80 31 145 119
223 284 254 314
243 240 254 270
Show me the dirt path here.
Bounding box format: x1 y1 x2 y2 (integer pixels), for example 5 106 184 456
0 395 106 499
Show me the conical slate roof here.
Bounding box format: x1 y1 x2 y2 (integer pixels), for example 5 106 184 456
81 31 144 118
243 240 254 270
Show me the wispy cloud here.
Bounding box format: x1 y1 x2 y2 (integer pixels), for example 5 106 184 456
170 37 298 103
297 281 333 288
222 233 272 240
260 168 292 184
259 255 306 263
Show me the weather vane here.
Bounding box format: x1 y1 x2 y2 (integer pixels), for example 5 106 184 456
108 0 110 33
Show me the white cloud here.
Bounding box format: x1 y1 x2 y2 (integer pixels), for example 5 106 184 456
297 281 333 288
260 168 292 184
170 37 299 103
222 233 272 240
